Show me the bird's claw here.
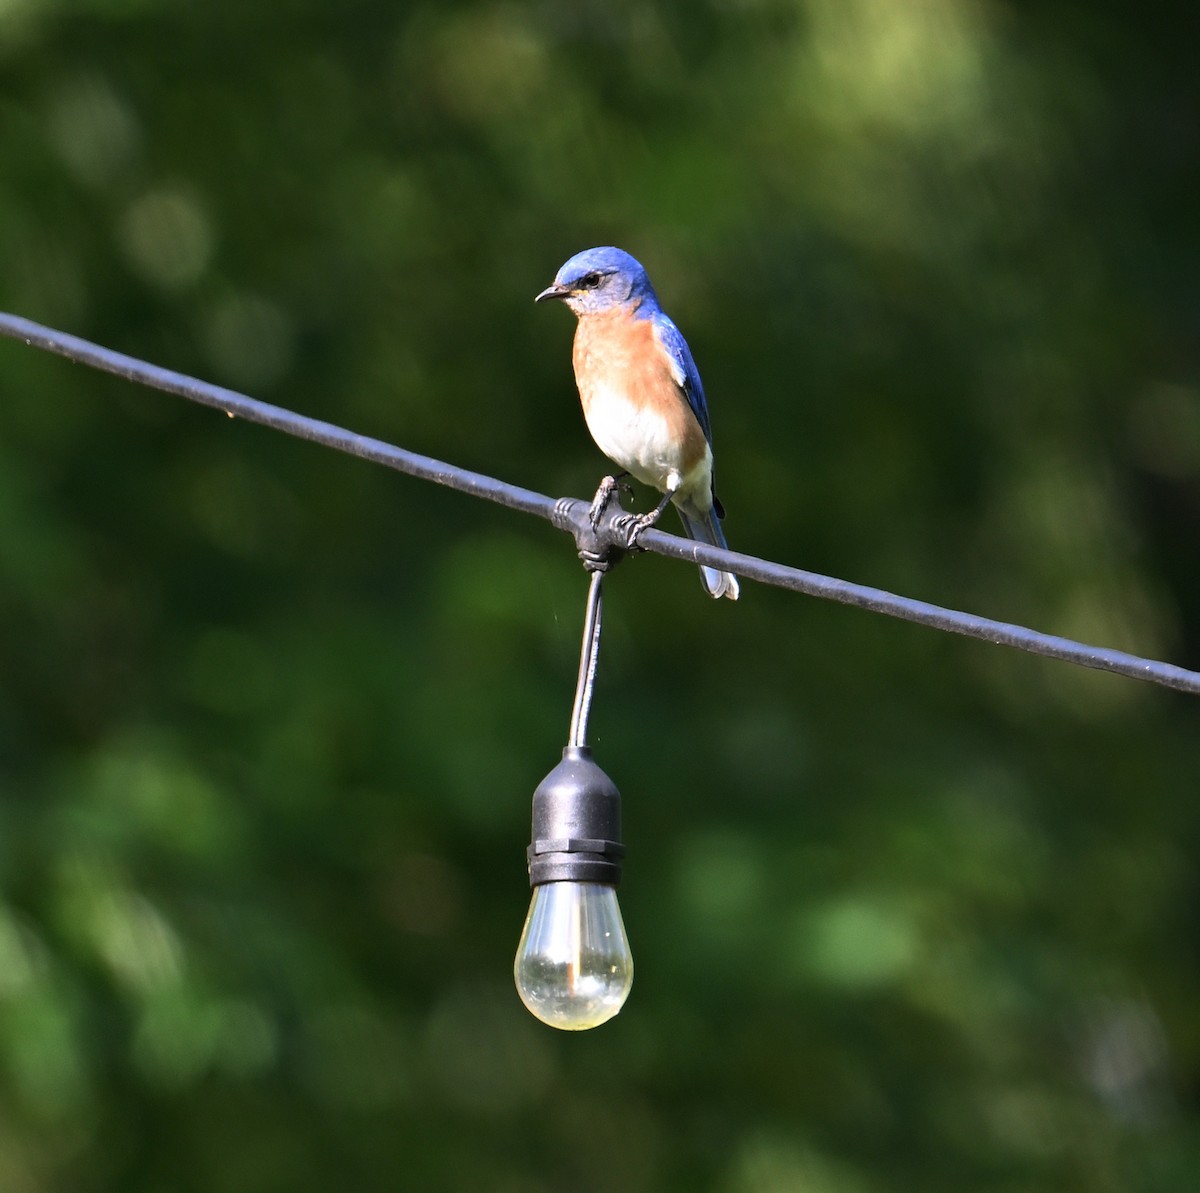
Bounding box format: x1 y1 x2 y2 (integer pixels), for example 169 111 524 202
588 474 633 529
611 509 662 551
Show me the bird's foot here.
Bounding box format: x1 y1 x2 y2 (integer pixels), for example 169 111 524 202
611 507 664 551
588 473 632 529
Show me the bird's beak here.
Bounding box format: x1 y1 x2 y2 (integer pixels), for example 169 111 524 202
535 282 570 303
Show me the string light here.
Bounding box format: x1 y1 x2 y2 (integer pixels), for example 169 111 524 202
514 572 634 1030
4 309 1197 1028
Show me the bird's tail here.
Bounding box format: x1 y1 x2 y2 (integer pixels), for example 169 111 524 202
675 502 740 600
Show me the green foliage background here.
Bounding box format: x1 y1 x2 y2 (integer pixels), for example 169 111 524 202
1 1 1197 1189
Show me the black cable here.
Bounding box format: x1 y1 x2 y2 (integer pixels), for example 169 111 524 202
0 313 555 519
569 572 605 748
2 311 1197 697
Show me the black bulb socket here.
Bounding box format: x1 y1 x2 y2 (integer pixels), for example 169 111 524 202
527 746 624 888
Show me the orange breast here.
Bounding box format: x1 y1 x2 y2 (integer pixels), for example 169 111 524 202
572 311 709 483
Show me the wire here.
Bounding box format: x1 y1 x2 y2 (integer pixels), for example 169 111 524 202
568 572 605 748
0 314 556 520
2 310 1198 697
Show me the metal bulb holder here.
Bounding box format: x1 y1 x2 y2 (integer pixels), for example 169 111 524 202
514 567 633 1030
514 746 632 1029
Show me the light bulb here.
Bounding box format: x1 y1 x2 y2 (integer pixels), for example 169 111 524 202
514 880 633 1030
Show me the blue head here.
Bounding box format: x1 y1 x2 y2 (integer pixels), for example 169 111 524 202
535 246 660 317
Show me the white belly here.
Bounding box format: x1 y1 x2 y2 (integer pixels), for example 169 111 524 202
583 381 712 504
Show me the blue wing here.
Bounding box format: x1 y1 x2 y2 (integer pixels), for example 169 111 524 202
651 313 713 445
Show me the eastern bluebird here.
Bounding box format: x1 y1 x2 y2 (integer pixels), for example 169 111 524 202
536 246 740 600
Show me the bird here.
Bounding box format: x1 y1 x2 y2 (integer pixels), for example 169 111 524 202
535 246 739 600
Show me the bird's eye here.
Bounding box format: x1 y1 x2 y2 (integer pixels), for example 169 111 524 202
581 272 602 289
